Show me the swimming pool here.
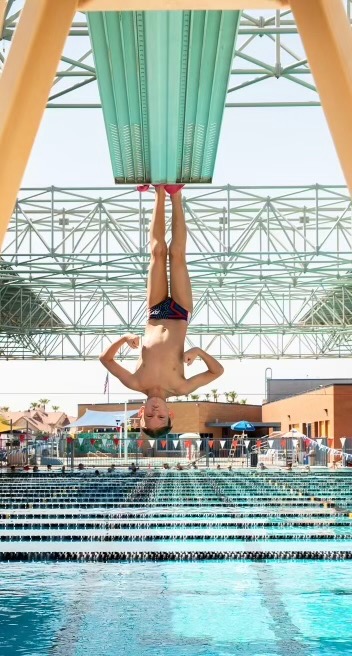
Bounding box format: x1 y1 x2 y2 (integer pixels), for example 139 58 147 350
1 560 352 656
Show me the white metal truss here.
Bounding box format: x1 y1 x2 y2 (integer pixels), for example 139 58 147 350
1 2 352 109
1 184 352 359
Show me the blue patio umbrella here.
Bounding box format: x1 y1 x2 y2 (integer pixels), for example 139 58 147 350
231 421 255 432
231 421 255 458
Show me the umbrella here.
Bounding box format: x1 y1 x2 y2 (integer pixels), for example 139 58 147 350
231 421 255 432
281 429 306 439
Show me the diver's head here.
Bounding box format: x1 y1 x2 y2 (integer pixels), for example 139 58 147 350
139 397 172 438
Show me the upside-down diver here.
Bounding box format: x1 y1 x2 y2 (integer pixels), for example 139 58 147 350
100 185 224 437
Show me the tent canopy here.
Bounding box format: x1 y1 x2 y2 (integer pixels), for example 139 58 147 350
0 421 10 433
66 409 138 428
281 429 306 439
179 432 200 440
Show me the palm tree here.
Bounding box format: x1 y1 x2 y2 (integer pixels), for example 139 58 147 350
0 406 9 412
211 388 218 402
184 394 189 401
204 393 210 402
240 398 247 404
30 402 39 411
224 392 230 403
39 398 50 412
228 391 238 403
190 394 199 401
52 405 60 412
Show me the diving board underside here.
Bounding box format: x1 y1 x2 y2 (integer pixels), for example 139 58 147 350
80 1 288 9
88 11 240 184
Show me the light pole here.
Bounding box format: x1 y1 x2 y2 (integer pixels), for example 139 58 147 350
124 401 128 463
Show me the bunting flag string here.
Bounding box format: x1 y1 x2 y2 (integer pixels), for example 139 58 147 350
305 436 352 461
148 439 155 448
208 440 214 449
172 440 179 449
268 440 274 448
316 438 322 446
220 440 226 449
244 440 250 448
232 440 238 449
78 437 84 446
196 439 202 449
113 438 120 446
137 439 143 448
292 439 297 448
161 440 167 449
340 437 346 446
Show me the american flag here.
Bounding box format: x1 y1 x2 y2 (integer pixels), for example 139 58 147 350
104 373 109 394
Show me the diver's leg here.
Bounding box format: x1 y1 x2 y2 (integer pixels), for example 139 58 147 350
147 187 168 308
169 191 193 313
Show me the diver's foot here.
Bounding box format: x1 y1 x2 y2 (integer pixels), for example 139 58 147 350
137 184 165 193
164 184 185 196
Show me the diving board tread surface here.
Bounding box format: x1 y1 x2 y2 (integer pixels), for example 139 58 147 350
88 10 241 184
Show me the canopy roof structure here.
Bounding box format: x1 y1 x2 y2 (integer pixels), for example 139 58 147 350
0 259 65 358
67 409 138 428
1 184 352 360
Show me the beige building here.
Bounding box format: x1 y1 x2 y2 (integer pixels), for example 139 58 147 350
0 407 74 437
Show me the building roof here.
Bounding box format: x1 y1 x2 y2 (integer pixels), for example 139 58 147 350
266 377 352 403
265 382 352 404
0 409 74 434
206 421 281 429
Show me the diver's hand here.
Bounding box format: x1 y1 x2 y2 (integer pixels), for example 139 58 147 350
125 334 140 349
183 348 199 366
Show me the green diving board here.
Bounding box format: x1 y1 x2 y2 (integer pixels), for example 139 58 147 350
87 10 241 184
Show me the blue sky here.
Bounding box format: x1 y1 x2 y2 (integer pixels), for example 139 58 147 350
0 11 350 416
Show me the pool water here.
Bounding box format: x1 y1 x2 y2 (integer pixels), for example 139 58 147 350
1 560 352 656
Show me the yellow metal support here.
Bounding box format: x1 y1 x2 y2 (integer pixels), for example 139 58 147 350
79 1 288 10
0 0 6 38
0 0 78 248
291 0 352 195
